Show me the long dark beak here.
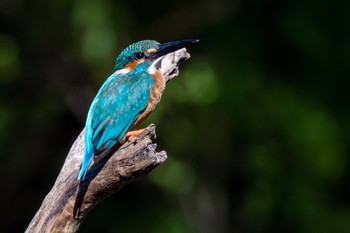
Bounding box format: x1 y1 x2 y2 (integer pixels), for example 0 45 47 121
152 39 199 59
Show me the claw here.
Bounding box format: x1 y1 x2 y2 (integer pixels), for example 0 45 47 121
125 128 145 140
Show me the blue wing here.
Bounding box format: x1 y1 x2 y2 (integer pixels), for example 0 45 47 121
78 71 154 180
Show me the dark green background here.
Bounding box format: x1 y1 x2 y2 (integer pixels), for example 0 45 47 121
1 0 349 232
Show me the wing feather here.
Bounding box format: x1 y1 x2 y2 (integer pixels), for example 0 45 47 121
90 72 153 151
78 72 153 180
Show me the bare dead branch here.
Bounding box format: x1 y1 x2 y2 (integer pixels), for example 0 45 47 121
25 49 191 233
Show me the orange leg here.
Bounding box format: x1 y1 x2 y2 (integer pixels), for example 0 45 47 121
125 128 145 140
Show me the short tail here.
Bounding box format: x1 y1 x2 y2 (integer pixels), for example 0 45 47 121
78 143 94 181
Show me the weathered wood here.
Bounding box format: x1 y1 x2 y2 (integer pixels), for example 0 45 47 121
25 49 191 233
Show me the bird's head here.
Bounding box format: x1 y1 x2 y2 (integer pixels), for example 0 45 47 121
114 39 198 74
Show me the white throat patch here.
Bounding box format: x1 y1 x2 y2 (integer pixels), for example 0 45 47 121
147 55 165 75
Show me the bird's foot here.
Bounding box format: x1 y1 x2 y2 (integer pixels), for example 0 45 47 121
125 128 145 141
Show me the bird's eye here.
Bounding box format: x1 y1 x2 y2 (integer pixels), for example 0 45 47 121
135 53 145 60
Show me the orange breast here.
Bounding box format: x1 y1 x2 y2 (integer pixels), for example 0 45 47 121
150 70 166 101
130 70 166 129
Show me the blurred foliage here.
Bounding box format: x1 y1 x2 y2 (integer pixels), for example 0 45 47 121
1 0 350 232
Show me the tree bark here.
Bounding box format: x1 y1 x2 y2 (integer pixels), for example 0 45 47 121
25 49 191 233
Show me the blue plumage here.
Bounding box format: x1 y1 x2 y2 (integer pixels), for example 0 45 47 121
78 64 154 180
78 39 198 180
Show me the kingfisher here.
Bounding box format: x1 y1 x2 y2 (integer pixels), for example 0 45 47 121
78 39 198 180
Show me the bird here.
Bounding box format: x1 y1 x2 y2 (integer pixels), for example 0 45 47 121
78 39 198 180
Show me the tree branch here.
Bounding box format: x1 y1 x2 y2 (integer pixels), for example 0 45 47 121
25 49 191 233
